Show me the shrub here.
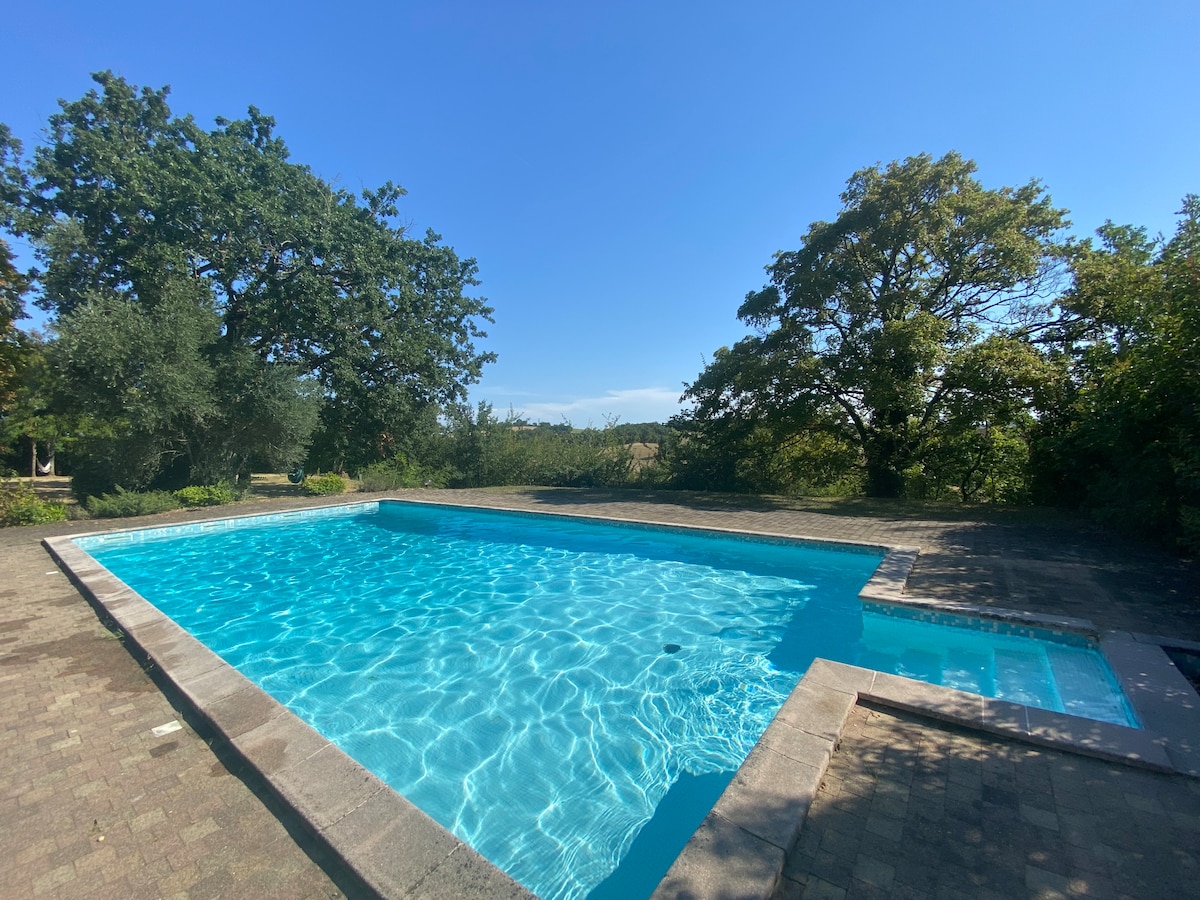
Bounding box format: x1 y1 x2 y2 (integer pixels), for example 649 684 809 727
174 482 239 507
358 457 447 492
86 487 182 518
0 481 69 526
303 473 348 496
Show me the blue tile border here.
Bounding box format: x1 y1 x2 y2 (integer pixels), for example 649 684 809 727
377 497 890 557
860 600 1098 647
74 501 380 550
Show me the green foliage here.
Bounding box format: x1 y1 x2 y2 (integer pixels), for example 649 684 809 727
655 418 862 496
302 472 348 496
54 289 219 495
0 127 27 348
0 480 68 526
174 482 239 507
358 456 447 491
604 422 672 445
1180 506 1200 557
6 72 493 489
917 424 1031 503
682 152 1066 499
0 239 29 419
189 347 322 486
1029 198 1200 548
85 487 181 518
440 403 634 489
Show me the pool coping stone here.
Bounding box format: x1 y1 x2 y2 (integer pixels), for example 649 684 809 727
42 496 1200 900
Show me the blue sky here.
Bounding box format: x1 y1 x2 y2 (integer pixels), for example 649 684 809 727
5 1 1198 424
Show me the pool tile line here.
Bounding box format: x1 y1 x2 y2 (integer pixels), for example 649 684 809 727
858 541 1108 640
1139 633 1200 652
72 500 382 549
384 496 1136 648
861 595 1100 640
853 543 1200 773
379 496 896 557
42 534 536 900
393 496 1111 643
1097 632 1200 776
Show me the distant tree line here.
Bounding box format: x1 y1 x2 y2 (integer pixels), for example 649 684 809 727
1 79 1195 550
357 404 643 491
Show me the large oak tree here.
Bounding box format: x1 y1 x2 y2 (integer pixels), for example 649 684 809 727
682 152 1066 497
7 72 494 492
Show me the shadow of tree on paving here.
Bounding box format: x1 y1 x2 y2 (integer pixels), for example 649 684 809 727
508 486 1102 526
772 702 1200 899
912 520 1200 639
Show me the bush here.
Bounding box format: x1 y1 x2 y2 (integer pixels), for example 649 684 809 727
174 482 239 507
441 406 637 489
358 457 446 492
86 487 181 518
0 481 69 526
302 473 348 496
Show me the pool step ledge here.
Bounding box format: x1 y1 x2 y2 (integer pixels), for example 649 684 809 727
652 658 1184 900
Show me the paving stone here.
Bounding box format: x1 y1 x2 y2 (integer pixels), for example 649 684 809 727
773 703 1200 900
1026 862 1072 896
1020 802 1061 831
800 875 846 898
851 853 894 890
0 524 345 899
863 812 903 841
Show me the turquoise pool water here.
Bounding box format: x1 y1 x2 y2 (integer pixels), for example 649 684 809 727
76 501 1137 899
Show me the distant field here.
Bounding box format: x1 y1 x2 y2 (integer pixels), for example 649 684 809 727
627 442 658 470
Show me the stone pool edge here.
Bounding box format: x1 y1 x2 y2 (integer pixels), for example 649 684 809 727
43 497 1200 900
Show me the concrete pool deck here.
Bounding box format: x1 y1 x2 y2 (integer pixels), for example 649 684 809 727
4 487 1200 897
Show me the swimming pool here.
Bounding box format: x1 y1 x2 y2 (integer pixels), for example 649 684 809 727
74 500 1138 899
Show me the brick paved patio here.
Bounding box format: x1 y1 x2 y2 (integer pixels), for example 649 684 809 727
775 703 1200 899
3 487 1198 898
0 523 349 899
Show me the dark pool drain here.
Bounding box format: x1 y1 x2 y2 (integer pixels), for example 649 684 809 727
663 643 682 654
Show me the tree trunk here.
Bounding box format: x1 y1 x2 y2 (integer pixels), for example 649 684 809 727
865 460 906 498
864 427 909 498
